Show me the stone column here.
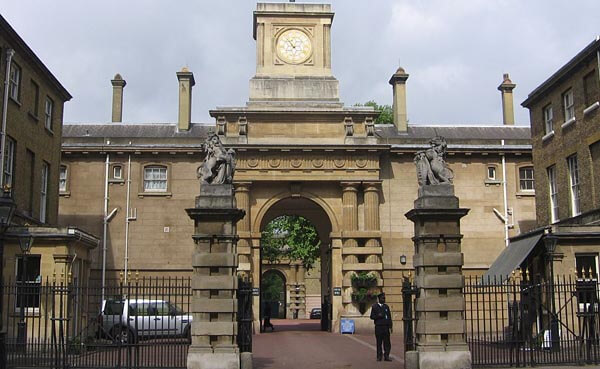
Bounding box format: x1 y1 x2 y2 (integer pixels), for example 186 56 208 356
341 182 359 251
405 185 471 369
235 182 252 277
363 181 381 250
186 184 245 369
296 264 306 318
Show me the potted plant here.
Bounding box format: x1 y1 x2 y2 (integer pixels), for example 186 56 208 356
351 271 377 289
350 272 378 314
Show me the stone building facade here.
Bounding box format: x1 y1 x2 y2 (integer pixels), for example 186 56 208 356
58 3 535 331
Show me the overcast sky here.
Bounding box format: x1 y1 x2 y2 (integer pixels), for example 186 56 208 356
2 1 599 126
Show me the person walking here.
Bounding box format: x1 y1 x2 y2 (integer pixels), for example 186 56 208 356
370 292 392 361
263 302 275 332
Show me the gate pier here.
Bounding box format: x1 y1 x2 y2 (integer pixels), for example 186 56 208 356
405 184 471 369
186 184 245 369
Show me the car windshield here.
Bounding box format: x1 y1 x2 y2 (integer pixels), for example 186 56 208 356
103 300 124 315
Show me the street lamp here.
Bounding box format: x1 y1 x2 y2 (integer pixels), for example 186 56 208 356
544 234 559 352
0 189 15 368
16 234 34 351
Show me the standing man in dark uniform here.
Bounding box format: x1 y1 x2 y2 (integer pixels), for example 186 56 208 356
370 292 392 361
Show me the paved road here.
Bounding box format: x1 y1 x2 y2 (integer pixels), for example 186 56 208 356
253 319 403 369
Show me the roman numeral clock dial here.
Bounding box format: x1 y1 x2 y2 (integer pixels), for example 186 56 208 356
276 29 312 64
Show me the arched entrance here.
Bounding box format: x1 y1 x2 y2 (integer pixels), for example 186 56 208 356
258 197 333 331
261 269 286 319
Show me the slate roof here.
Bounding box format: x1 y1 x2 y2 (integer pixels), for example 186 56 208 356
62 123 213 138
375 124 531 141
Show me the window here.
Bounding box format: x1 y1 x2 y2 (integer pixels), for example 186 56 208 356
30 80 39 116
113 165 122 180
576 254 598 280
487 166 496 180
519 166 534 191
575 254 598 310
44 97 54 130
567 155 580 216
40 162 49 223
563 89 574 122
543 105 553 134
143 166 167 192
583 71 597 107
59 165 68 192
3 137 15 190
9 61 21 101
548 165 558 223
16 255 41 311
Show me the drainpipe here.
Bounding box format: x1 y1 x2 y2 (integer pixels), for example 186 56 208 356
124 154 131 284
501 139 509 247
0 49 15 190
102 153 110 301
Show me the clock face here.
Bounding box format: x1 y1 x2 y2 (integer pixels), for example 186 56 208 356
276 29 312 64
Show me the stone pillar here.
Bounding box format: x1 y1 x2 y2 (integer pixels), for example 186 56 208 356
405 185 471 369
177 67 195 131
297 264 306 318
235 182 252 277
498 73 516 126
111 74 126 123
186 184 245 369
341 182 359 251
363 181 381 250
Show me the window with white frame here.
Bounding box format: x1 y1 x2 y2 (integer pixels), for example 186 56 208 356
16 255 41 310
59 165 68 192
40 162 49 223
3 137 15 190
113 165 123 180
576 253 598 280
563 89 574 122
548 165 558 223
143 166 167 192
487 166 496 180
543 104 553 134
519 166 534 191
44 97 54 130
9 62 21 101
567 155 580 216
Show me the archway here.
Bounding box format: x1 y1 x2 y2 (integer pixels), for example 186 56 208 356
259 197 333 332
261 269 286 319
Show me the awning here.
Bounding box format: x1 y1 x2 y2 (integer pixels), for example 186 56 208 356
481 233 543 284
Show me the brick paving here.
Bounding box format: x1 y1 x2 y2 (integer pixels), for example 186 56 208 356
253 319 403 369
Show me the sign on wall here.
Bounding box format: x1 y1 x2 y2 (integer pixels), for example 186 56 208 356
333 287 342 296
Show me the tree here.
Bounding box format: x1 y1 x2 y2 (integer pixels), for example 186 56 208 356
261 215 321 270
355 100 393 124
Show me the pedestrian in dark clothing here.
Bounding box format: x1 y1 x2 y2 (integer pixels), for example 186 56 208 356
263 303 274 332
370 292 392 361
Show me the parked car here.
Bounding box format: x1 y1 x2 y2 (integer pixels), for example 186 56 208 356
98 298 192 343
310 307 322 319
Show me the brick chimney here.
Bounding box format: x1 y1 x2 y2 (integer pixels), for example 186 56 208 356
176 67 195 131
498 73 516 125
389 66 409 132
111 74 126 122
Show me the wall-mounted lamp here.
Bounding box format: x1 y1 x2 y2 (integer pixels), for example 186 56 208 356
400 255 407 265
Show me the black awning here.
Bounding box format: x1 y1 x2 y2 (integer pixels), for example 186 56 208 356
481 233 543 284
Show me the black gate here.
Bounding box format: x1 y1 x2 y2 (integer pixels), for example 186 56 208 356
237 277 253 353
402 275 418 353
465 274 600 367
3 277 191 369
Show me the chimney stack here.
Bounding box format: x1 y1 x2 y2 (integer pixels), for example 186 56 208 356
111 74 126 122
176 67 195 131
389 66 409 132
498 73 516 125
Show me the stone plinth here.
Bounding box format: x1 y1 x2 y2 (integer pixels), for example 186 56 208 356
186 184 246 369
405 185 471 369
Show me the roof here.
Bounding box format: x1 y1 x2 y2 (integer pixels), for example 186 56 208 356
0 14 71 101
62 123 213 138
522 36 600 108
376 124 531 141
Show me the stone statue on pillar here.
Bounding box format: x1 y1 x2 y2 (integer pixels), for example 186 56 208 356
187 133 247 369
414 136 454 186
405 136 471 369
198 133 236 185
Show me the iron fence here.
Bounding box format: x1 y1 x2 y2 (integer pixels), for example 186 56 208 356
465 274 600 367
2 276 194 369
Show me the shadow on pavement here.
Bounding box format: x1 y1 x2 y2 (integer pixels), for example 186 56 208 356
262 319 322 332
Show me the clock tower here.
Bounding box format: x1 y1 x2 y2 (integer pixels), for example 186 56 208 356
249 2 340 106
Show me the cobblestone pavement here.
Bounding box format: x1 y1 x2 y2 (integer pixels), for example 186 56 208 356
253 319 403 369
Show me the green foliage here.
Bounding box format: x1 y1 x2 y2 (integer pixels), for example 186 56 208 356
261 272 284 302
351 271 377 288
354 100 393 124
261 215 321 270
